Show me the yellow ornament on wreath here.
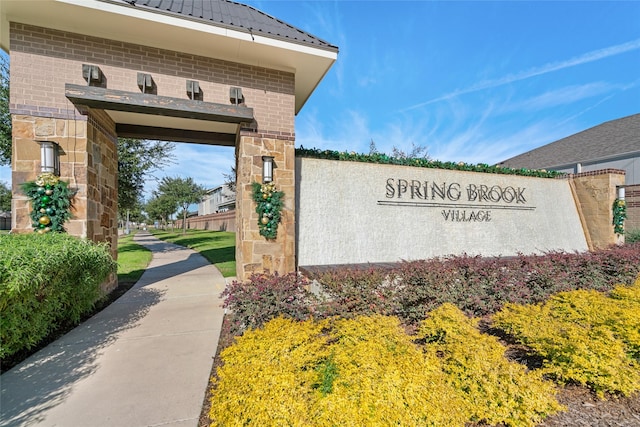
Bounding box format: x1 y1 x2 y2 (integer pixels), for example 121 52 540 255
39 215 51 225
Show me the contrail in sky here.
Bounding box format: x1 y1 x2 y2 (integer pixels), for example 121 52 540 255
402 38 640 112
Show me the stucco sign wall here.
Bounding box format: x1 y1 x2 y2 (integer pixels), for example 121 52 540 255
295 158 589 267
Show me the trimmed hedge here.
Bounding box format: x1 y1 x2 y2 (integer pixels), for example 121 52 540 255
296 147 565 178
315 244 640 323
222 243 640 332
0 233 116 359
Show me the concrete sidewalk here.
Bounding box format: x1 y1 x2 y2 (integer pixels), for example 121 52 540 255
1 231 227 427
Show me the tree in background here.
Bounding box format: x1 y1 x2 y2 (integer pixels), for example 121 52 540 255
117 138 176 216
145 193 177 229
369 139 430 160
117 198 147 228
223 165 237 193
0 181 10 212
156 176 206 234
1 56 11 166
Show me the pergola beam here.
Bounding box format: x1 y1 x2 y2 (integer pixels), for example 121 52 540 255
116 124 236 146
65 84 254 123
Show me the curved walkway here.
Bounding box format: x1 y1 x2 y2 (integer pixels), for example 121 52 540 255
1 231 227 427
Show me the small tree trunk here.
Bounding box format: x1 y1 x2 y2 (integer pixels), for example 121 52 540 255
182 208 187 234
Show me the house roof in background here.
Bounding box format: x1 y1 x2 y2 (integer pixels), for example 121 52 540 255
499 113 640 169
108 0 338 52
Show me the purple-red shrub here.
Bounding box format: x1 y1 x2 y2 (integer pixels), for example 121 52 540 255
221 243 640 331
313 243 640 322
221 272 319 333
313 267 399 318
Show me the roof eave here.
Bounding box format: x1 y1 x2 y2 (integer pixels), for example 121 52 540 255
0 0 337 114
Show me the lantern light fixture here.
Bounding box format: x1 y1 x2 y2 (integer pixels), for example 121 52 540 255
617 186 626 200
262 155 274 183
37 140 60 176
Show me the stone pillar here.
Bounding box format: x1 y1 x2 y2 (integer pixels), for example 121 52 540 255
571 170 626 248
11 109 118 292
235 130 296 280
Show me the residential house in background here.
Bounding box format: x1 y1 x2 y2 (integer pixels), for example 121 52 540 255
198 185 236 216
498 113 640 231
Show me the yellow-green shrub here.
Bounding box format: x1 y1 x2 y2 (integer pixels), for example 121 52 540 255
209 317 329 426
312 315 468 427
417 303 563 427
493 279 640 397
210 311 563 426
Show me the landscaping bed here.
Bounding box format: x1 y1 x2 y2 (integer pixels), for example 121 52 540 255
201 243 640 426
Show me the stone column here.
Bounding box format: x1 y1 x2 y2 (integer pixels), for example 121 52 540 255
11 110 118 292
235 130 296 280
571 170 626 248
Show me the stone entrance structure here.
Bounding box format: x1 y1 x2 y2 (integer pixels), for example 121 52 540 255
0 0 338 281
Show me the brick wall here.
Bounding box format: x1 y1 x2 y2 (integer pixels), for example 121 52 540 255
9 23 295 133
176 210 236 232
626 184 640 232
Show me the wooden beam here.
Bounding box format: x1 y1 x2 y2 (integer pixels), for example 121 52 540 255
65 84 254 123
116 124 236 146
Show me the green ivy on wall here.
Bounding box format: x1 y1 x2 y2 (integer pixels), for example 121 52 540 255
295 147 565 178
612 198 627 235
21 173 74 233
252 182 284 240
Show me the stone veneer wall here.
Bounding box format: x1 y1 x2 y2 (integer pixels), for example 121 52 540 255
624 184 640 232
236 130 296 279
570 169 626 248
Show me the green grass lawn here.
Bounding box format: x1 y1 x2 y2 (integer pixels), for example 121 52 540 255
149 229 236 277
117 232 153 285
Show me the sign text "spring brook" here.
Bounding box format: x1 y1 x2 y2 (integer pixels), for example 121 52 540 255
385 179 527 204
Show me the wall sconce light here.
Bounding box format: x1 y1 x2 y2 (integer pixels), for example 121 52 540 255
262 155 274 183
617 186 626 200
37 140 60 176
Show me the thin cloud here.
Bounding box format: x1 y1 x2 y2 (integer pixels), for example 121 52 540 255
506 82 614 113
402 38 640 112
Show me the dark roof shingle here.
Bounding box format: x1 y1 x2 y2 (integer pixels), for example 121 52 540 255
108 0 338 52
499 113 640 169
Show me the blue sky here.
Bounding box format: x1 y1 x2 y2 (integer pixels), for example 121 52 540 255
2 1 639 195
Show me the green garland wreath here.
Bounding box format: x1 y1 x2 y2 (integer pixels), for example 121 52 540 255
612 198 627 235
252 182 284 240
20 173 74 233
